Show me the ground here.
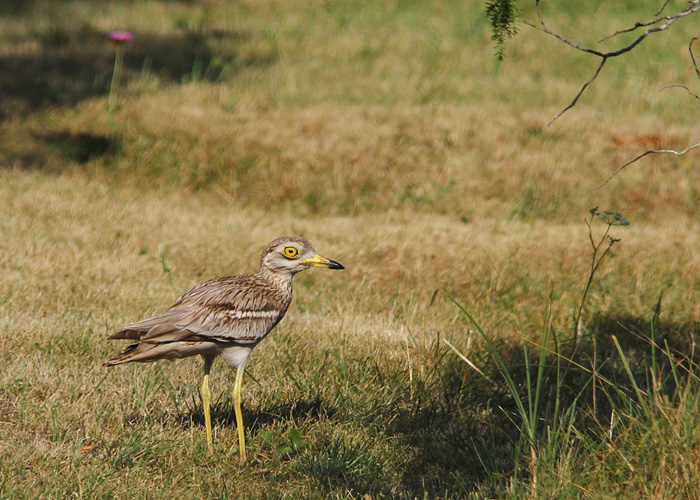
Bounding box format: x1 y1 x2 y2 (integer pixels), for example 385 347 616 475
1 1 700 498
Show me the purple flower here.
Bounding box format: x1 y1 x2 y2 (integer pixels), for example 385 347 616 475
109 31 133 43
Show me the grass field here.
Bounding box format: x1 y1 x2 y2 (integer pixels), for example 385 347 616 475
1 1 700 498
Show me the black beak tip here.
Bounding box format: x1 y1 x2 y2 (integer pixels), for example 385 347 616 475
329 260 345 270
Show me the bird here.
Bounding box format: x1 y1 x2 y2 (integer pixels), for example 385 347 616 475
104 237 344 462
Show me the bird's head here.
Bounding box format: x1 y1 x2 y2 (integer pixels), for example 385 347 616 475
260 237 344 276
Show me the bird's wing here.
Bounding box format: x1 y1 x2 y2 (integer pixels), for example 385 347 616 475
107 308 194 340
166 301 285 344
109 274 289 345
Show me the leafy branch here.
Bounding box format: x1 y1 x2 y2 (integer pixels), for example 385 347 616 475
486 0 519 60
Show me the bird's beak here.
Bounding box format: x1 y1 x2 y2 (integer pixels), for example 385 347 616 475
303 254 345 270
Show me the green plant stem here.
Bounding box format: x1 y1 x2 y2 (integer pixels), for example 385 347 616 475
109 46 124 111
572 215 617 354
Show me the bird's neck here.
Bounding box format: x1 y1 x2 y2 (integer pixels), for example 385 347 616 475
257 266 295 292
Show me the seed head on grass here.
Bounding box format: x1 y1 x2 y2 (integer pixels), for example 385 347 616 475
590 207 630 227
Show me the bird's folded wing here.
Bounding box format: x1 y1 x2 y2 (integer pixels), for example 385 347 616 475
185 306 283 343
110 303 284 345
109 273 289 344
108 308 197 340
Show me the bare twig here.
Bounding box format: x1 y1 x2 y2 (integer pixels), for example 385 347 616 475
570 209 627 355
547 59 606 127
598 18 670 44
655 0 674 17
660 84 699 99
600 142 700 187
599 0 691 42
526 0 700 125
690 37 700 87
602 35 700 186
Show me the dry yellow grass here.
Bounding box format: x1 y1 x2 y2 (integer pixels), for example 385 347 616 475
2 0 700 498
2 167 700 497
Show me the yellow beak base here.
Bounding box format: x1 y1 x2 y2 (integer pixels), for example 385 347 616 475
302 254 344 270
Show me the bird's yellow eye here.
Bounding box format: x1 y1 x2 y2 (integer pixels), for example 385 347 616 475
283 246 299 258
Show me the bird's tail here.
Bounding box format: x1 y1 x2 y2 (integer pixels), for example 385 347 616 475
104 342 159 366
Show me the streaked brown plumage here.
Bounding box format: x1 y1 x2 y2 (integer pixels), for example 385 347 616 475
105 237 344 461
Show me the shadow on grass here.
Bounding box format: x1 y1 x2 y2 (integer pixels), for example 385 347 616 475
37 131 122 165
0 0 37 16
383 358 520 496
1 130 122 172
573 312 700 420
385 311 700 497
116 311 699 497
586 312 699 357
182 393 329 433
0 23 275 118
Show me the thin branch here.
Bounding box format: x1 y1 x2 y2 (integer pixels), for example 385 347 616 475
690 37 700 87
598 0 696 42
599 142 700 187
547 58 606 127
603 34 700 186
599 18 671 44
660 84 699 99
527 0 700 124
655 0 674 17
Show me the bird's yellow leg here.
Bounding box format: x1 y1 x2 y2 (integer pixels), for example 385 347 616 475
201 357 214 454
232 367 247 463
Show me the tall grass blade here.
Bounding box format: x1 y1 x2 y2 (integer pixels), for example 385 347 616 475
611 335 650 418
